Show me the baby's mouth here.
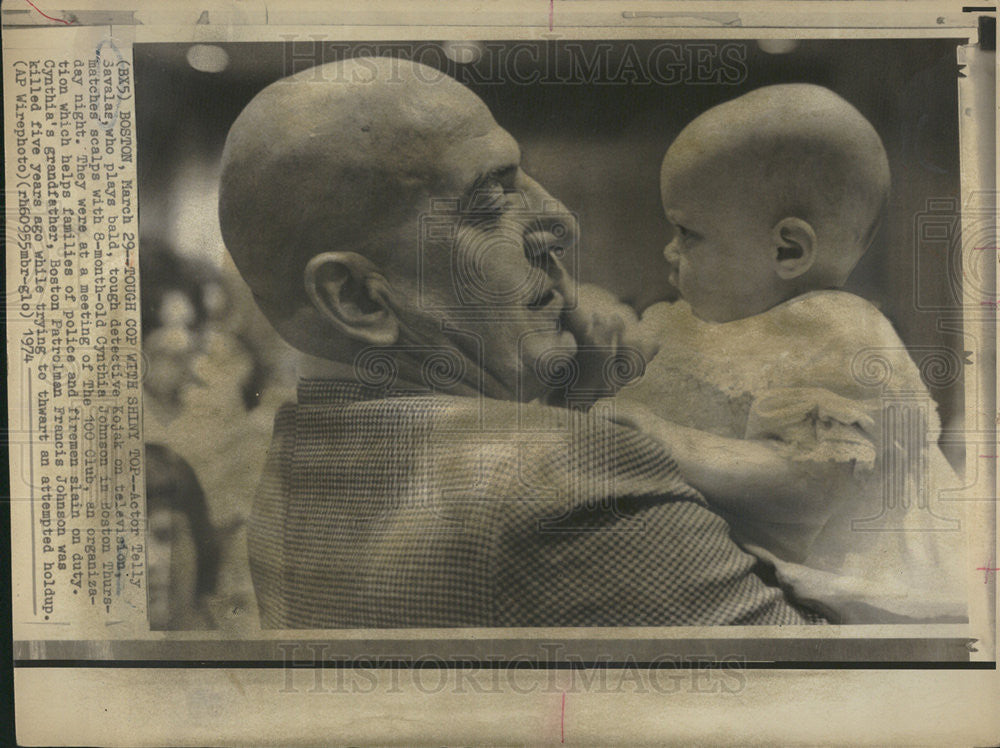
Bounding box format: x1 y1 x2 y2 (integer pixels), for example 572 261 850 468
667 264 679 287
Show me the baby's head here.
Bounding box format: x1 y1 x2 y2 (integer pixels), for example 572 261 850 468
660 84 890 322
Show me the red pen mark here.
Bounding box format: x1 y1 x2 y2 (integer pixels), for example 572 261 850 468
979 454 998 459
549 0 554 31
974 246 999 251
560 691 566 743
977 560 1000 584
24 0 72 24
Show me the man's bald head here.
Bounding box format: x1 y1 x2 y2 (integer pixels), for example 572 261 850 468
661 84 890 285
218 57 502 348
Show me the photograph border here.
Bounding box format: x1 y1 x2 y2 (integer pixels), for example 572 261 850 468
5 6 998 744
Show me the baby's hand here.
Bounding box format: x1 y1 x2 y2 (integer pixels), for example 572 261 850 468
559 284 658 398
562 283 659 362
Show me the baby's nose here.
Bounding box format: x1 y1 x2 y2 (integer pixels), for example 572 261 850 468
663 240 680 264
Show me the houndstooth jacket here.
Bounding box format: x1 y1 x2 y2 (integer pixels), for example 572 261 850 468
249 379 822 628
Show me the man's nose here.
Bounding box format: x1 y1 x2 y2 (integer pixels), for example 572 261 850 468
516 172 578 278
517 172 578 247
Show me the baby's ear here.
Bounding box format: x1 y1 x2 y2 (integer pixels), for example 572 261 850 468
771 217 817 280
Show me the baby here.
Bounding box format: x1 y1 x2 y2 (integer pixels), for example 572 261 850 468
610 84 967 624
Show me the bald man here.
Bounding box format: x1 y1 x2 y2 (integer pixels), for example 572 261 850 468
219 58 823 627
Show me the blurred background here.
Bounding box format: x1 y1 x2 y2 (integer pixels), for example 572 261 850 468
134 39 968 630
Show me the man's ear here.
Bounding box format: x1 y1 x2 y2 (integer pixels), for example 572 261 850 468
304 252 400 346
771 217 817 280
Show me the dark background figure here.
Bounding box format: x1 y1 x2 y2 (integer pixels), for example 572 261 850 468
145 442 220 630
140 238 282 632
139 238 212 421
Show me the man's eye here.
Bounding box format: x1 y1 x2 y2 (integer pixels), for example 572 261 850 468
469 179 507 213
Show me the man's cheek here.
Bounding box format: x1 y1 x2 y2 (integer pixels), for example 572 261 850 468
455 246 520 305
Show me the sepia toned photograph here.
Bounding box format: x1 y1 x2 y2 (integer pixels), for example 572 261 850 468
135 37 978 633
5 4 997 744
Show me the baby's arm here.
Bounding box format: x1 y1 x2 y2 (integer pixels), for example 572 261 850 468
607 401 860 526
